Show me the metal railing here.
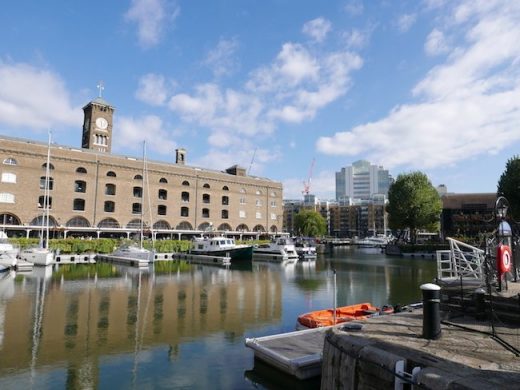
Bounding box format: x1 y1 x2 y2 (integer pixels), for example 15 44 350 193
436 237 485 281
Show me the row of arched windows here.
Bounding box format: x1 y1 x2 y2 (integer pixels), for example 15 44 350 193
0 212 276 232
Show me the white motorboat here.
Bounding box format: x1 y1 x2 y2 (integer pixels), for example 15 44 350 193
294 238 317 260
190 236 254 262
254 237 299 262
0 232 18 271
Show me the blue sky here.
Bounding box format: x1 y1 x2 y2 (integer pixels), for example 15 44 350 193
1 0 519 200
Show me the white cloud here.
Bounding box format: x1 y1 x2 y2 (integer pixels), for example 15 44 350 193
0 61 80 130
344 0 364 16
135 73 169 106
125 0 180 48
425 29 449 56
341 28 370 49
397 13 417 33
203 37 240 78
116 115 176 155
302 17 332 43
317 1 520 171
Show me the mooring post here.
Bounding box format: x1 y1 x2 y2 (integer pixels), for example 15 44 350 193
473 288 486 320
420 283 441 340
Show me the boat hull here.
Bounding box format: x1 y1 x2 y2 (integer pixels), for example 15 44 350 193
191 245 253 261
297 302 380 329
21 248 54 266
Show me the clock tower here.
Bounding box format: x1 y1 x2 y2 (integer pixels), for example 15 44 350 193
82 83 114 153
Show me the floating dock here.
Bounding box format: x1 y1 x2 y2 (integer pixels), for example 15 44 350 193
55 253 96 264
246 308 520 388
172 252 231 266
96 254 151 267
252 253 296 263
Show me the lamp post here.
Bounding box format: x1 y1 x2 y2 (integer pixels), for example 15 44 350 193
495 196 515 290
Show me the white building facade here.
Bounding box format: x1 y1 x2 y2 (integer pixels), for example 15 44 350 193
335 160 392 202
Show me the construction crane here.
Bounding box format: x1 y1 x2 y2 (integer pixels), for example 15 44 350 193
302 158 315 196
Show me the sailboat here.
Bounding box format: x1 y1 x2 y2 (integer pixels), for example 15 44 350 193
21 132 55 266
111 141 155 264
0 231 18 272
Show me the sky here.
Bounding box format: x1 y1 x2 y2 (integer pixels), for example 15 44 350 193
1 0 520 200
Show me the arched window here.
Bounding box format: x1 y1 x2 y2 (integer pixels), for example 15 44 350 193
236 224 249 232
104 201 115 213
202 193 210 204
3 158 16 165
270 225 278 233
203 183 210 189
38 195 52 209
75 180 86 193
256 190 262 195
158 189 167 200
153 220 170 230
158 205 167 215
202 208 210 218
222 186 229 191
73 198 85 211
181 192 190 202
180 207 189 217
222 196 229 205
132 203 142 214
134 174 142 180
76 167 87 174
159 177 168 183
127 219 145 229
133 187 143 198
221 210 229 219
0 214 20 225
198 222 211 231
253 225 265 232
40 176 54 190
42 162 54 170
182 181 190 186
240 188 246 193
176 221 192 230
105 183 116 196
67 216 90 227
98 218 120 228
107 171 116 177
218 223 232 231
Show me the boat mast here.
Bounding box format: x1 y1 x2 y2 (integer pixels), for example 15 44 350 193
42 131 51 250
140 141 146 250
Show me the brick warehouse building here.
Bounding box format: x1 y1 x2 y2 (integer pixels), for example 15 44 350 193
0 96 283 239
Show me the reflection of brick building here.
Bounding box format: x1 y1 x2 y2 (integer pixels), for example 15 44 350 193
440 193 496 239
0 265 282 383
0 97 283 239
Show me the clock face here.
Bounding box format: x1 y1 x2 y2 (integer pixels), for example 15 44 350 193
96 117 108 130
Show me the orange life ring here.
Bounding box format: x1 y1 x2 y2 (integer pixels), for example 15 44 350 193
496 244 512 274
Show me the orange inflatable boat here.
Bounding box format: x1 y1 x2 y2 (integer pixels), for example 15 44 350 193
297 302 392 329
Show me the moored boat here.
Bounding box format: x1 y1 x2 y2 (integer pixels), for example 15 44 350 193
253 237 299 262
294 237 317 260
0 231 18 271
190 236 253 262
296 302 393 329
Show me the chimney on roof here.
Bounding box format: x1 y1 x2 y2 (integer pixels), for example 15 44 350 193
176 148 186 165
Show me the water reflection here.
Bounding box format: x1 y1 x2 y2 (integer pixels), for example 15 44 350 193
0 248 436 389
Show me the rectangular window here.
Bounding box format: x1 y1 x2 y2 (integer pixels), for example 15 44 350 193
271 213 277 220
256 212 262 219
0 193 15 203
239 210 246 218
256 199 262 207
270 201 276 208
1 173 16 183
240 197 246 205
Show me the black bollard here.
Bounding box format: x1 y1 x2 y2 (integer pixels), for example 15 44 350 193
473 288 486 321
420 283 441 340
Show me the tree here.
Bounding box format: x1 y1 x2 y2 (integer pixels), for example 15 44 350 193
294 210 327 237
497 156 520 221
386 172 442 243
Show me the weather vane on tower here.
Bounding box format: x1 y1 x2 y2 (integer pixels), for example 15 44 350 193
97 81 105 98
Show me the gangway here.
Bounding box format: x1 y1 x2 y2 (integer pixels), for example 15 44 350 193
436 237 485 281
